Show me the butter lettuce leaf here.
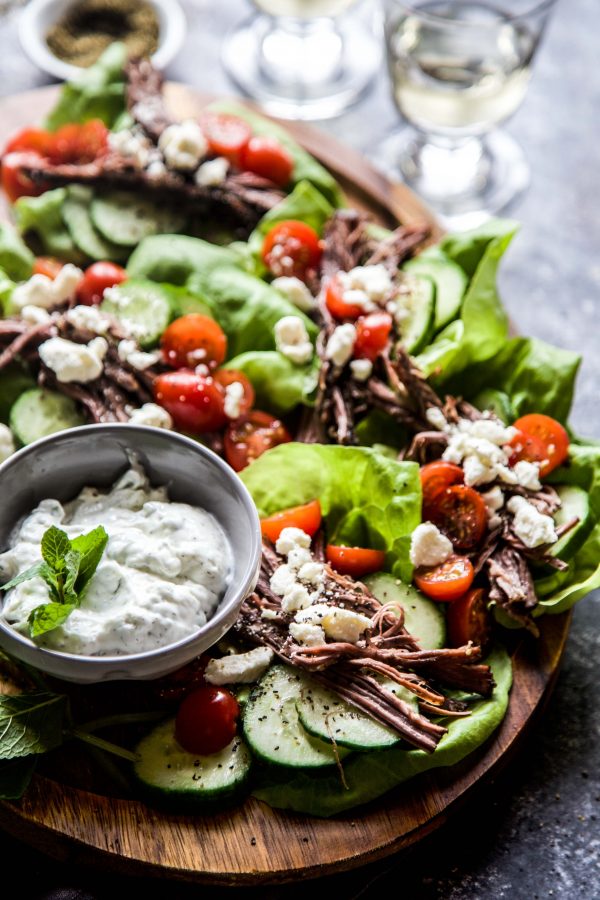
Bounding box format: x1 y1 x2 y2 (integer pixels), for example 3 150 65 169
127 234 243 285
0 223 34 281
45 42 127 130
223 351 319 414
14 188 85 264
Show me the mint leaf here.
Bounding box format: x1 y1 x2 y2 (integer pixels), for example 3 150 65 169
0 756 37 799
41 525 70 570
1 561 45 592
71 526 108 592
0 692 67 760
63 549 81 595
28 602 77 638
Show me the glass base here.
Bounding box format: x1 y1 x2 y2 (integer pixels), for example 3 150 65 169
372 128 530 230
222 12 380 120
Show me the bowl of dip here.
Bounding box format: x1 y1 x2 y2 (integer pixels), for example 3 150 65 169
0 424 261 683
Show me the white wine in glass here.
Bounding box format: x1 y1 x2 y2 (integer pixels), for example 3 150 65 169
253 0 358 16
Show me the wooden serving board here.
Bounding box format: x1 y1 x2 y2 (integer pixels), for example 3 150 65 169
0 85 570 885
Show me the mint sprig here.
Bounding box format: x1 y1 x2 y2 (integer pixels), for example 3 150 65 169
2 524 108 639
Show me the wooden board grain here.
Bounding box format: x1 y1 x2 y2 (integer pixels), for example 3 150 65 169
0 84 569 884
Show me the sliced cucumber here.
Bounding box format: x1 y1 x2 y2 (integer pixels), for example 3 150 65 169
550 485 592 563
10 388 85 446
243 665 347 768
100 278 172 348
404 254 467 331
473 388 515 424
91 190 188 247
396 274 436 354
134 720 252 811
364 573 446 649
62 186 127 263
0 364 36 424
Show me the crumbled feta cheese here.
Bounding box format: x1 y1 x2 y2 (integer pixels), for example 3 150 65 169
159 120 208 171
338 264 392 306
513 460 542 491
270 564 297 597
274 315 313 365
129 403 173 430
20 305 52 325
350 358 372 382
409 523 453 568
295 604 372 643
325 323 356 368
294 603 328 625
289 622 326 647
39 336 107 383
204 646 273 685
223 380 245 419
443 416 518 487
272 276 316 313
280 582 312 613
66 304 112 335
287 546 313 571
0 424 15 464
146 159 168 180
108 128 153 168
276 527 312 556
261 608 278 620
506 495 557 548
482 485 504 529
11 264 82 311
425 407 448 431
297 560 325 587
117 339 160 371
195 156 229 186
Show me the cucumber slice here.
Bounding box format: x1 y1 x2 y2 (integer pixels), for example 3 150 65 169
0 364 36 424
10 388 85 446
100 278 172 348
396 274 436 354
243 665 347 768
473 388 515 424
134 720 252 811
364 573 446 649
62 186 127 263
91 191 188 247
404 254 467 331
550 485 592 563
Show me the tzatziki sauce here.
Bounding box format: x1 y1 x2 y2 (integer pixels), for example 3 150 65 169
0 465 232 656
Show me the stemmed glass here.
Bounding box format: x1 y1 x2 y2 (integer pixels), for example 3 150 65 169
222 0 381 120
375 0 558 228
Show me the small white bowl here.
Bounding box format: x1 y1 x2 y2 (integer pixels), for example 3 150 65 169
18 0 186 81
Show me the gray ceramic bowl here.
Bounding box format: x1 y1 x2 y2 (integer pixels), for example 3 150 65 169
0 425 261 684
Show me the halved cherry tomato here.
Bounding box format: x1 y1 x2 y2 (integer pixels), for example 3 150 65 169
33 257 64 280
241 136 294 186
4 127 51 156
262 220 322 281
324 275 363 320
214 369 255 420
224 410 291 472
76 261 127 306
511 413 569 477
427 484 487 551
420 461 464 519
507 429 547 469
4 120 108 164
200 112 252 167
353 312 393 362
154 369 227 433
175 685 239 755
1 151 47 202
261 499 322 543
161 314 227 370
446 587 492 649
414 555 474 602
325 545 386 578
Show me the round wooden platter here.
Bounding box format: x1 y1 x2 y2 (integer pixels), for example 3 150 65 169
0 84 571 885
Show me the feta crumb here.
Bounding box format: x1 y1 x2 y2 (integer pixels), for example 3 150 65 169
11 264 82 311
223 380 245 419
506 495 557 548
39 336 107 383
294 604 372 644
66 304 112 335
159 120 208 171
513 460 542 491
338 264 392 305
146 159 168 180
108 128 153 168
269 564 296 597
204 646 273 685
276 527 312 556
272 276 316 313
482 485 504 529
289 622 326 647
297 560 325 586
409 523 453 568
20 305 52 325
261 608 278 620
274 315 313 365
195 156 229 186
425 407 448 431
0 424 15 464
280 582 312 613
129 403 173 430
117 339 160 371
349 358 372 382
287 546 313 571
443 416 518 487
325 323 356 368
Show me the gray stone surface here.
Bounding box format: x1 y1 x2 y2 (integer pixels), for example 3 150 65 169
0 1 598 897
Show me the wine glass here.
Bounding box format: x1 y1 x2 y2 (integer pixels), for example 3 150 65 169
222 0 381 120
375 0 558 228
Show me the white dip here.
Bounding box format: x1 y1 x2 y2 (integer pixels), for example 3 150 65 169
0 466 232 656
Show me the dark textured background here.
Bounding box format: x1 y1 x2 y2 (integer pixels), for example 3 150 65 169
0 1 598 897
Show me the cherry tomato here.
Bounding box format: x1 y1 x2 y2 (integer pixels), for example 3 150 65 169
161 314 227 370
427 485 487 551
154 655 210 704
261 499 322 543
48 120 108 164
353 312 393 362
507 429 547 469
154 369 227 433
4 127 51 156
33 257 64 280
261 220 322 281
214 369 255 419
446 588 492 649
325 545 386 578
324 275 363 320
200 112 252 167
414 555 475 603
224 410 291 472
241 136 294 186
1 151 47 202
511 413 569 477
76 261 127 306
420 461 464 519
175 685 239 755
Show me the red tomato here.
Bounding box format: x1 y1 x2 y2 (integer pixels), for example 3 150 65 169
325 545 386 578
353 312 393 362
76 261 127 306
33 257 64 280
1 151 47 202
214 369 255 420
175 685 239 755
420 461 464 518
261 220 322 281
200 112 252 167
511 413 569 477
154 655 210 704
224 410 291 472
261 499 322 543
4 127 51 156
48 120 108 164
324 276 363 320
446 587 492 649
154 370 228 434
161 314 227 370
414 555 474 602
507 429 547 468
241 136 294 186
427 485 487 551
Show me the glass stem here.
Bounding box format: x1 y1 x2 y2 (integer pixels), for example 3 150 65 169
259 16 344 91
401 131 492 201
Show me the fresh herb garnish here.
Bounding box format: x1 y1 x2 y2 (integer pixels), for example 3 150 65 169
1 524 108 638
